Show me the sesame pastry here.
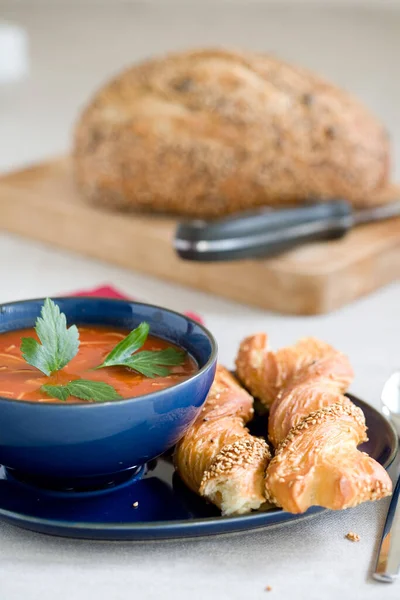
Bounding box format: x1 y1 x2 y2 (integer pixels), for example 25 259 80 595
235 333 348 408
265 403 392 513
236 333 392 513
174 365 270 516
268 352 354 447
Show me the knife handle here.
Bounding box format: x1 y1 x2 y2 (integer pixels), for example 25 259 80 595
373 474 400 583
174 200 353 262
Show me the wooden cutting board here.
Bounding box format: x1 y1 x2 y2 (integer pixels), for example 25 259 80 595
1 157 400 315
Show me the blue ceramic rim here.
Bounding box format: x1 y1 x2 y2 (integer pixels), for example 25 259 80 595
0 395 396 538
0 296 218 408
0 504 326 538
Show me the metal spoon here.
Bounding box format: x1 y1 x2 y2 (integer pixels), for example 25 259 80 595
373 372 400 583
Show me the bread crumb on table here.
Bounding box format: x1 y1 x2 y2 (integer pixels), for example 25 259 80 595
265 585 272 592
345 531 360 542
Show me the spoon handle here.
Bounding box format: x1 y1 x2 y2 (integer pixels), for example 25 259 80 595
373 474 400 582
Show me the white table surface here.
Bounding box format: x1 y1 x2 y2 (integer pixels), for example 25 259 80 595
0 4 400 599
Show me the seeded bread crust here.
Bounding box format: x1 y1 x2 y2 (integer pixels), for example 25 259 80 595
73 48 393 218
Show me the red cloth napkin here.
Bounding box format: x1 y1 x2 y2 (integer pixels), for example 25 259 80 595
71 285 204 325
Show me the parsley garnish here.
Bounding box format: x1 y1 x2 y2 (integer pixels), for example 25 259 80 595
95 322 185 377
21 298 79 376
117 348 186 378
97 322 150 367
18 299 186 403
41 380 122 402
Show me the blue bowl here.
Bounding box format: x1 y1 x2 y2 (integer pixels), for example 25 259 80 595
0 297 217 488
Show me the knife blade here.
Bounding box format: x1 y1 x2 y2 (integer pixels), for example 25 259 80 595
174 200 400 262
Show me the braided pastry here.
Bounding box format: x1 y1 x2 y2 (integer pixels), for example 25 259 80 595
236 334 392 513
235 333 349 408
265 402 392 513
268 352 354 447
174 365 270 516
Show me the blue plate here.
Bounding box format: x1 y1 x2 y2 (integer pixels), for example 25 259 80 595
0 395 397 540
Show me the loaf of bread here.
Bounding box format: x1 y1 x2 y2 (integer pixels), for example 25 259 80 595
73 48 393 218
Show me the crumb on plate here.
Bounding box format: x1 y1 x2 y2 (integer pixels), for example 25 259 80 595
345 531 360 542
265 585 272 592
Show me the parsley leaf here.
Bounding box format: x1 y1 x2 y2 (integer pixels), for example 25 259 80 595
41 383 70 402
123 348 186 378
96 322 150 369
41 380 122 402
96 322 186 378
21 298 79 376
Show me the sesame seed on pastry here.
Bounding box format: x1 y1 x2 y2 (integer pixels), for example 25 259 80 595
174 365 270 516
265 402 392 513
236 333 391 514
200 436 270 516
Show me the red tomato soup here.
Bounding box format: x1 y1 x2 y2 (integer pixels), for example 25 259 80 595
0 326 198 403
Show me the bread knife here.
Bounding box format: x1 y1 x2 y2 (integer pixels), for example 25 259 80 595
174 200 400 262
